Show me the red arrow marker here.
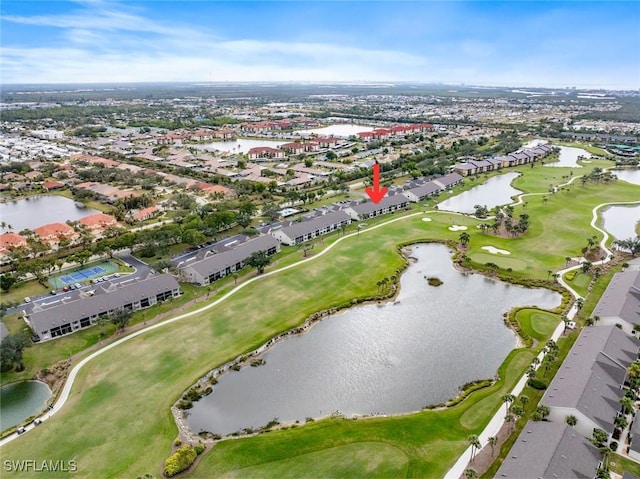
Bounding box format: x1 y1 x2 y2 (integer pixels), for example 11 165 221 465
365 163 388 204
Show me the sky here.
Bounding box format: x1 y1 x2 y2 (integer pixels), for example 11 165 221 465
1 0 639 89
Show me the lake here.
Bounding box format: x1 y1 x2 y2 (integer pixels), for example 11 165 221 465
295 124 375 137
196 138 286 154
0 381 51 431
602 204 640 241
436 172 522 214
186 243 561 436
0 196 99 233
545 145 591 168
613 169 640 186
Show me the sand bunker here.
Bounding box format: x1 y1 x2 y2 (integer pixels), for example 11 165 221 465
421 218 432 222
481 246 511 255
448 225 468 231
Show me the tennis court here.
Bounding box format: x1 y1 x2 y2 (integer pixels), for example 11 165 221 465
49 261 118 288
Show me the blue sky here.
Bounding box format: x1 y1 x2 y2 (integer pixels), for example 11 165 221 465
1 1 638 88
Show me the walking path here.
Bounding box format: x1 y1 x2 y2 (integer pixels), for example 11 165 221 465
0 210 423 448
445 197 640 478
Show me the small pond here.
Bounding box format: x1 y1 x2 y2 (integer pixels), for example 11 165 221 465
186 243 561 436
545 145 590 168
0 381 51 431
613 169 640 186
0 196 99 233
602 204 640 242
436 172 522 214
196 138 286 154
295 124 374 137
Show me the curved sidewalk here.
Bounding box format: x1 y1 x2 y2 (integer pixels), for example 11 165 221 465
0 210 424 448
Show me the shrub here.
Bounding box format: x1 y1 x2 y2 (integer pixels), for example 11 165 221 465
426 277 443 287
565 271 576 281
611 441 618 451
163 445 197 477
527 378 547 390
194 444 205 455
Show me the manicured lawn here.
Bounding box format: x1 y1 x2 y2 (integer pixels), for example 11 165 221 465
0 280 50 304
611 454 640 476
564 271 592 298
515 309 561 342
1 167 637 478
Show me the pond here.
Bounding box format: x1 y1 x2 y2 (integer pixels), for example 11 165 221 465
186 243 561 436
436 172 522 214
0 195 99 233
196 138 286 154
295 124 374 137
602 204 640 241
545 145 590 168
0 381 51 431
613 169 640 186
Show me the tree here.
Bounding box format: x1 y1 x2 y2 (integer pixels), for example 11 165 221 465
505 412 516 432
467 434 481 462
459 232 470 246
519 395 529 409
488 435 498 457
247 250 271 275
0 274 16 293
110 308 132 331
591 428 608 447
501 394 515 414
0 333 29 372
566 415 578 427
613 236 640 257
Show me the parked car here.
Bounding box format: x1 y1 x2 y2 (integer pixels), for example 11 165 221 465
74 283 82 289
24 297 31 303
69 284 76 290
17 427 26 435
50 290 57 295
62 286 69 292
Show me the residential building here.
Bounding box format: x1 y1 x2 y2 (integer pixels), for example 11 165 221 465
179 235 280 285
343 194 410 221
132 206 159 222
78 213 118 233
496 421 601 478
26 274 181 341
402 181 441 202
34 222 79 246
542 325 639 439
270 211 351 246
592 260 640 334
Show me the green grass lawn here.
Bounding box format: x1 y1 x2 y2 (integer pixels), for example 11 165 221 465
1 165 637 478
515 309 561 343
564 272 592 298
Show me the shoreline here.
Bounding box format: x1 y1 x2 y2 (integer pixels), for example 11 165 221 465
171 241 549 445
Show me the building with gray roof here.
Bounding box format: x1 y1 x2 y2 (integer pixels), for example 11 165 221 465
543 325 639 438
26 274 181 341
593 267 640 334
402 181 442 202
179 235 280 285
270 210 351 246
431 172 463 190
343 194 409 221
496 421 601 479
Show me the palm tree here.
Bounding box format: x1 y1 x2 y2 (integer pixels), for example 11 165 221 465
565 415 578 427
501 394 515 414
519 395 529 409
459 231 470 246
467 434 481 462
488 435 498 457
505 412 516 432
565 256 572 267
232 273 239 285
